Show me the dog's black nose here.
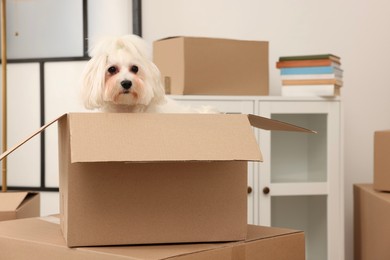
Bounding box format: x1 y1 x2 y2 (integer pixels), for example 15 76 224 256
121 80 132 90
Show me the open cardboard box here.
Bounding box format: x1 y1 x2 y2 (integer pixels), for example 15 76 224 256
153 36 269 96
0 113 314 247
0 216 305 260
0 191 40 221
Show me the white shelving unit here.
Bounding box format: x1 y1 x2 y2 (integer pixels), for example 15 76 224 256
172 95 344 260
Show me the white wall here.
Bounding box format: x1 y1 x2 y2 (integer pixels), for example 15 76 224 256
88 0 133 48
1 1 390 259
141 1 390 260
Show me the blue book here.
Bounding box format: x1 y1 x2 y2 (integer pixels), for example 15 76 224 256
280 66 343 75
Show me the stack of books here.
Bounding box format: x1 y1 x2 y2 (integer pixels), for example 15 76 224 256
276 54 343 97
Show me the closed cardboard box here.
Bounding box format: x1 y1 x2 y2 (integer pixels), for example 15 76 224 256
0 216 306 260
374 130 390 191
153 37 269 96
0 192 40 221
354 184 390 260
0 113 313 247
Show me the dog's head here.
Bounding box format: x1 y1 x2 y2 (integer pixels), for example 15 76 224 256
81 35 166 111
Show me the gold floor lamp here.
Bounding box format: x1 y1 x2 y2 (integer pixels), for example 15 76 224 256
1 0 7 192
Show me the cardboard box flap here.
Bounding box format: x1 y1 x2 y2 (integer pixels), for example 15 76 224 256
156 36 219 42
248 114 316 133
0 192 29 211
68 113 263 163
156 36 262 43
0 112 314 165
0 114 66 162
358 183 390 202
155 36 183 42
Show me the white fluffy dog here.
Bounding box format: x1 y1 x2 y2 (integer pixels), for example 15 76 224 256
81 34 218 113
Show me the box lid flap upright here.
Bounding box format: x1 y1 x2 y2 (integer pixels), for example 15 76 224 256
0 192 29 211
67 113 263 163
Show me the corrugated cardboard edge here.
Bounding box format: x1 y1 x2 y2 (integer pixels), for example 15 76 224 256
155 36 182 42
0 114 66 162
155 36 268 44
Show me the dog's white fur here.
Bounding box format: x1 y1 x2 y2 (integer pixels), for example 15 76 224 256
81 35 218 113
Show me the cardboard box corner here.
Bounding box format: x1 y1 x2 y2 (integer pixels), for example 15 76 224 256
0 191 40 221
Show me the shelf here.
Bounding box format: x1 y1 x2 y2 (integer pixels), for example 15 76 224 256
270 113 328 183
270 182 328 196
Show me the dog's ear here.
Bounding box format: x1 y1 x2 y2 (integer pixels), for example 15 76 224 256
149 62 167 105
80 54 107 109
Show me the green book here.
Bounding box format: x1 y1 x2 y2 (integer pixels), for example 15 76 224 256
279 54 340 62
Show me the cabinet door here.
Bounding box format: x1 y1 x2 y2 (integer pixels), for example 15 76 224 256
171 96 257 224
258 100 342 260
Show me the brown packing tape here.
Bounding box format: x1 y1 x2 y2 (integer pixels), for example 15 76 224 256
164 76 171 94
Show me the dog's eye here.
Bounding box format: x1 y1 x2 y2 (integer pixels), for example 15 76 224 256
107 66 118 74
130 65 139 74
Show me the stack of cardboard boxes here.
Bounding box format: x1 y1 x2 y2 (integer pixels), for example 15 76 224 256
0 113 309 259
354 130 390 260
0 38 311 259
